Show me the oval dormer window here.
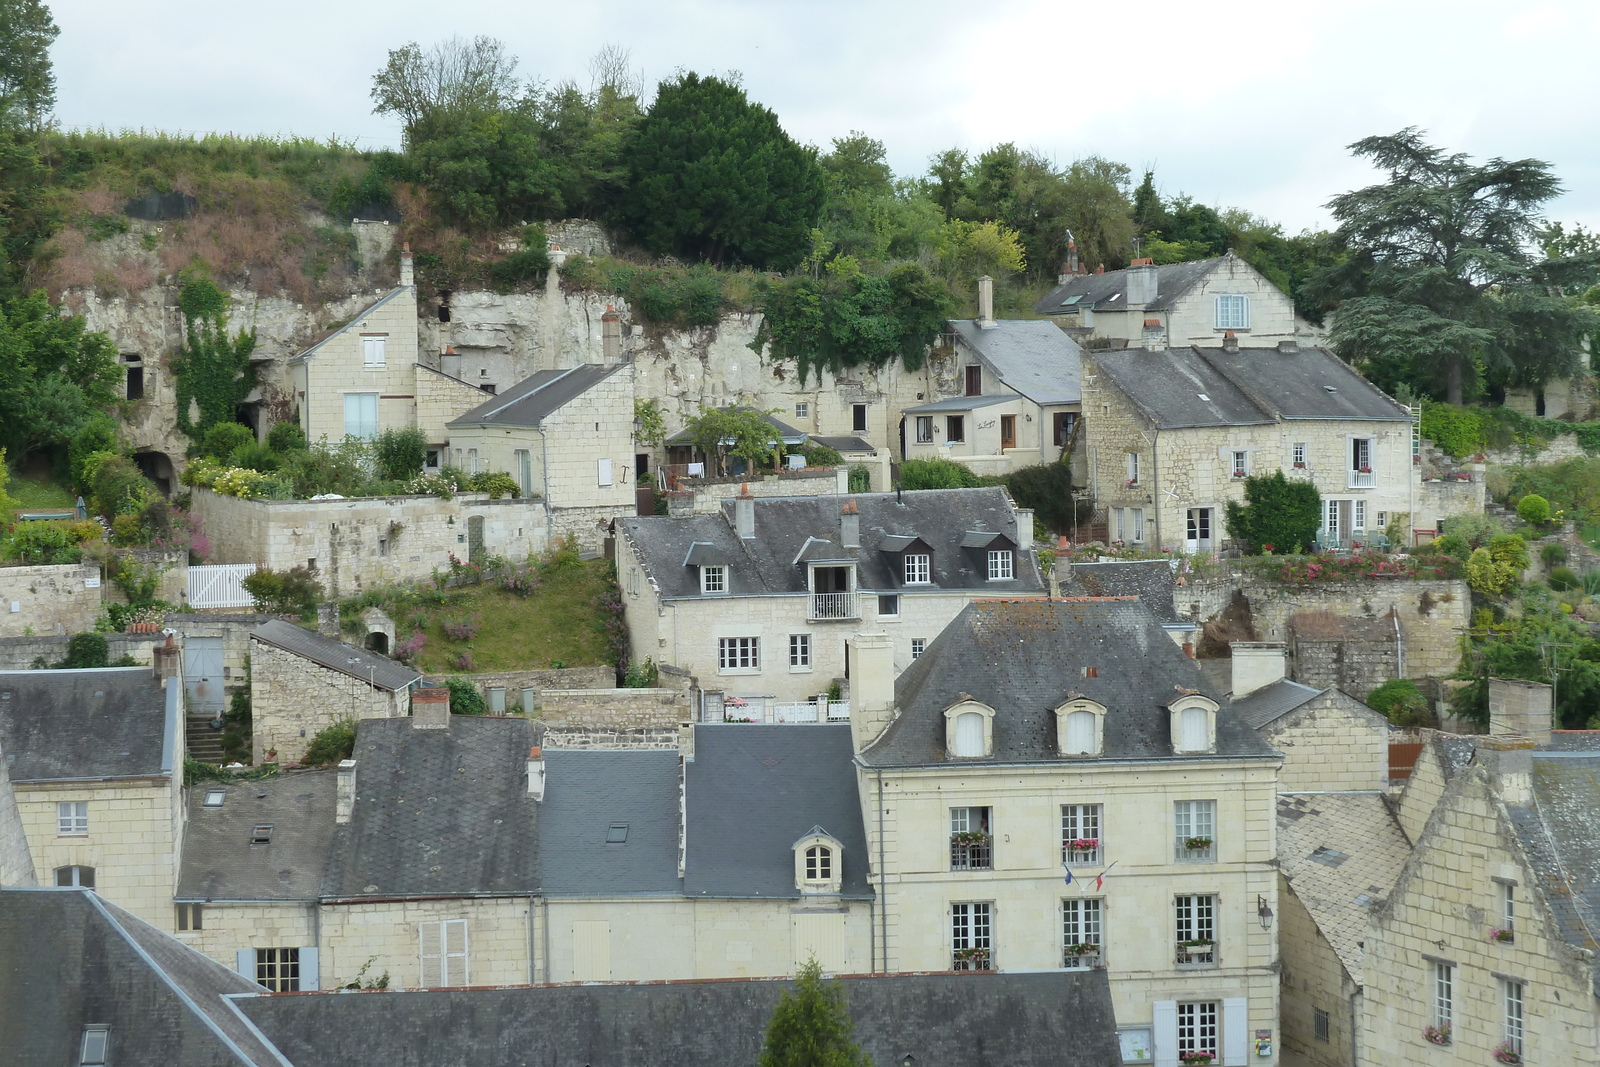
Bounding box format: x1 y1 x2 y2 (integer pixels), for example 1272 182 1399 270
953 712 986 758
1064 710 1097 755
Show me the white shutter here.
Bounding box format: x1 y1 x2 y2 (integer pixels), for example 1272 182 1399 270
954 713 985 757
1181 708 1209 751
1153 1000 1179 1067
298 947 319 991
235 949 255 981
598 458 614 486
1222 998 1248 1066
1066 711 1096 754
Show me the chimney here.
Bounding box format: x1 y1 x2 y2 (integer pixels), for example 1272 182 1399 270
527 745 546 800
336 759 356 824
1094 264 1104 274
677 723 695 762
441 344 462 380
1222 330 1240 353
1141 317 1166 351
977 275 996 328
1491 748 1534 806
153 634 180 682
1230 642 1287 698
1064 238 1081 280
412 687 451 729
602 304 622 364
1488 678 1553 746
1014 508 1033 552
400 242 414 287
1049 536 1071 598
1277 339 1299 354
734 486 755 540
840 499 860 549
1125 261 1158 305
316 603 340 639
848 633 896 752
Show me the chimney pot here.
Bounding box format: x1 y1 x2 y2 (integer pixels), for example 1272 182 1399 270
400 242 414 287
602 304 623 364
734 490 756 540
316 603 340 639
527 747 546 800
1222 330 1240 353
1277 339 1299 354
840 503 860 549
336 759 356 824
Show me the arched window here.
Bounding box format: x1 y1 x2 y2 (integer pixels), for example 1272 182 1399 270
953 713 986 757
1064 710 1097 755
794 829 843 893
1180 707 1209 751
805 845 833 882
55 865 95 888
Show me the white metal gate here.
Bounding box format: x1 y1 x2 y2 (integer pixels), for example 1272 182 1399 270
187 563 257 609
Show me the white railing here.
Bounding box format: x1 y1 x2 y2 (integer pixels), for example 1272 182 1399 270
1348 469 1377 488
707 696 851 724
808 592 860 620
187 563 257 609
770 700 852 723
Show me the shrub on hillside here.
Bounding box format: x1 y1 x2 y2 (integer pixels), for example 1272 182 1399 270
301 718 356 765
1550 565 1580 592
1366 679 1430 728
898 458 980 490
374 427 428 481
1420 402 1485 459
200 422 256 461
1224 470 1321 554
266 420 308 454
1516 493 1551 526
241 565 324 615
90 455 155 517
465 470 519 499
444 677 486 716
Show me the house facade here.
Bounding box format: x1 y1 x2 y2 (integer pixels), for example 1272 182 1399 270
617 488 1045 706
849 601 1284 1067
1082 341 1417 553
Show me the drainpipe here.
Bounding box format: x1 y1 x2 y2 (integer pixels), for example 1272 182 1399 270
542 896 552 983
538 428 553 532
528 893 538 985
876 768 888 973
1349 991 1360 1067
1151 427 1163 550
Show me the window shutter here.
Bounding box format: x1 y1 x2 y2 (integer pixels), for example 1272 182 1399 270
1153 1000 1178 1067
598 458 613 486
1222 998 1248 1065
235 949 255 980
298 947 319 991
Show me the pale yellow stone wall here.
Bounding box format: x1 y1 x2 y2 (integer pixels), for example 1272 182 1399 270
16 779 178 931
1263 692 1390 793
1395 739 1447 845
1277 874 1357 1067
250 638 407 765
1363 767 1600 1063
903 395 1045 476
0 563 102 638
295 286 421 443
416 365 491 446
866 759 1282 1062
319 896 535 990
1061 258 1303 348
174 902 317 974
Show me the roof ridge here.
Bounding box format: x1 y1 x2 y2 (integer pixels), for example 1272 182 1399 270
472 365 584 423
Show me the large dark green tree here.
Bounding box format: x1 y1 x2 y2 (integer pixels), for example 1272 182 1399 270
1319 128 1599 404
619 73 824 269
758 959 872 1067
0 290 121 459
0 0 57 129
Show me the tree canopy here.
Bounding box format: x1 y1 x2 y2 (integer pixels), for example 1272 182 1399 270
0 0 57 130
758 959 872 1067
1223 470 1321 555
0 290 121 460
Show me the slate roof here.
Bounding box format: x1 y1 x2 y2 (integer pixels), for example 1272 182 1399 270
447 363 625 428
1033 256 1225 315
322 717 538 899
665 407 809 446
863 599 1278 767
0 668 176 782
1507 754 1600 951
1233 679 1324 729
289 286 409 364
949 318 1083 405
240 969 1120 1067
809 435 876 454
1092 346 1410 429
0 888 282 1067
1067 559 1187 625
902 394 1015 414
1277 793 1411 985
619 488 1045 600
685 724 872 899
539 750 682 896
177 769 339 902
250 620 421 693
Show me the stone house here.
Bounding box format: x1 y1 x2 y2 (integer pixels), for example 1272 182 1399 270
849 600 1284 1067
0 666 184 932
249 619 421 766
446 362 639 547
617 487 1045 706
1082 340 1417 553
901 279 1083 478
1034 252 1313 349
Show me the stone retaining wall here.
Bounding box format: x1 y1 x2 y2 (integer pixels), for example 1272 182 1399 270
540 726 680 749
434 666 614 699
0 563 102 638
536 687 691 728
0 631 163 670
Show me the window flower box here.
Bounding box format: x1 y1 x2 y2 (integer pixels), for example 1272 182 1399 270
1124 479 1139 488
1181 1054 1215 1066
1064 941 1100 956
952 830 991 847
1176 939 1216 964
1357 466 1373 474
952 946 991 970
1422 1024 1451 1046
1292 462 1307 469
1065 838 1100 853
1488 926 1514 943
1183 836 1213 852
1493 1042 1521 1064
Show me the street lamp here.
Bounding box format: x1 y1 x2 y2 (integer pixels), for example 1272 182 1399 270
1258 894 1275 931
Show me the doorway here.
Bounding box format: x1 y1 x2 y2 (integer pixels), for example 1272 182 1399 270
1000 415 1017 451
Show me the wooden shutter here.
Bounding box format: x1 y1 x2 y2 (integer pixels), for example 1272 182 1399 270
235 949 255 981
1222 998 1248 1065
1153 1000 1178 1067
298 947 319 991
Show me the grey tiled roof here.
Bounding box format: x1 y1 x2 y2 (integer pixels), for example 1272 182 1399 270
1092 348 1274 428
1278 793 1411 985
685 724 872 899
0 668 173 782
1033 257 1224 315
323 717 539 899
539 750 682 896
902 394 1015 413
240 969 1120 1067
808 435 875 454
1232 679 1324 729
949 319 1083 405
666 407 809 446
1068 559 1185 624
0 888 279 1066
250 620 422 692
619 488 1045 601
1509 755 1600 951
448 363 624 428
177 769 338 901
864 599 1278 767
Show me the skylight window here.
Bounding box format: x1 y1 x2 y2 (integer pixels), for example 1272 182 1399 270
1197 394 1210 402
606 823 629 844
80 1027 108 1066
203 789 226 808
249 824 274 844
1310 847 1349 867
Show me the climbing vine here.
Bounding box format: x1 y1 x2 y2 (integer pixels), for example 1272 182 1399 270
173 271 258 443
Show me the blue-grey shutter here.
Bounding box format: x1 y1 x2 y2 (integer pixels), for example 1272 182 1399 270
298 947 319 991
235 949 254 981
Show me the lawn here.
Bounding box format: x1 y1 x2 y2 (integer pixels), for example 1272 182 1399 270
5 470 76 518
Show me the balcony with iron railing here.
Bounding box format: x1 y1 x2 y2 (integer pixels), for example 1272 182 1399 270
808 591 860 621
950 833 993 871
1176 940 1217 967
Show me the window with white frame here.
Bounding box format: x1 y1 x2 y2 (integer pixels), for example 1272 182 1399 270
1500 880 1516 936
1175 800 1216 860
951 901 992 970
904 553 931 584
1433 960 1453 1033
950 806 992 870
1377 510 1388 529
1293 442 1307 468
949 713 988 759
1062 898 1103 967
1131 508 1145 543
1062 710 1098 756
700 565 726 594
419 920 469 988
1175 896 1217 964
789 634 811 668
1062 803 1103 863
1113 508 1125 541
795 401 809 419
717 637 759 670
915 415 934 443
343 392 378 440
362 335 386 367
1503 979 1524 1057
1177 1001 1220 1058
1215 294 1250 330
55 865 95 887
1350 436 1376 486
58 801 88 836
1231 450 1248 478
1178 705 1211 752
911 637 927 659
255 948 301 992
987 549 1013 580
1354 499 1367 531
1126 452 1139 484
877 594 899 617
804 844 833 882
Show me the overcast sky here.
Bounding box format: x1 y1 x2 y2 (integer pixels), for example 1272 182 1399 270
49 0 1600 235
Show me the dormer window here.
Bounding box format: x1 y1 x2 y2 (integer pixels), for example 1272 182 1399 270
700 565 726 594
986 550 1013 581
1055 699 1106 756
1169 695 1219 755
905 553 931 584
794 828 843 894
945 700 995 759
806 845 831 881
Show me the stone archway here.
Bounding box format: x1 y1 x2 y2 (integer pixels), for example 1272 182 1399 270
132 451 175 496
365 631 390 655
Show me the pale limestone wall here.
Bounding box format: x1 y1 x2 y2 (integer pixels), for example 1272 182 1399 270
1167 260 1303 347
545 897 870 981
0 631 162 670
250 638 407 765
1289 632 1397 700
868 760 1282 1061
1395 739 1449 845
168 614 274 689
1485 433 1589 467
16 780 178 931
1415 476 1484 536
439 666 613 695
1263 692 1390 793
678 470 843 514
902 394 1045 476
0 563 102 638
536 688 690 727
174 902 317 977
540 726 679 749
193 488 549 597
0 742 35 885
416 366 492 446
296 286 421 443
1363 767 1599 1063
1277 873 1356 1067
319 897 534 990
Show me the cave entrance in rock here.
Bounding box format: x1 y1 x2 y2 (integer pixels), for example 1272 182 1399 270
365 632 389 655
132 451 175 496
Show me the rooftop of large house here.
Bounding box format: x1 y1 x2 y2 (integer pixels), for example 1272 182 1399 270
0 667 177 783
947 318 1083 406
1034 256 1227 315
251 620 423 692
448 363 626 429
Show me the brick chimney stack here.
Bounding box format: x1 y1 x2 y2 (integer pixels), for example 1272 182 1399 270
412 687 451 729
602 304 623 364
840 499 860 549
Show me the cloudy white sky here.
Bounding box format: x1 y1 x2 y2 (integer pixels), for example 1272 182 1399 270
50 0 1600 235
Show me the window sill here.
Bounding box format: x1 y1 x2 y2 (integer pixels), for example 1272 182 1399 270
716 668 761 676
787 666 814 674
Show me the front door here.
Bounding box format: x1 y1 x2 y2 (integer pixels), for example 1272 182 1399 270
184 637 225 713
1000 415 1017 451
1185 508 1213 553
467 515 485 564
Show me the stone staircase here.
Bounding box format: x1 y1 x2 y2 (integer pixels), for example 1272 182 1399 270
185 715 226 766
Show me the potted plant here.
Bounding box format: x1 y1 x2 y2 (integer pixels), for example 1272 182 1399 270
1177 938 1215 962
1358 465 1373 474
1292 461 1307 469
952 946 990 968
1181 1052 1215 1065
1184 836 1213 852
1492 1042 1520 1064
1422 1024 1450 1046
1488 926 1514 943
952 830 992 847
1065 837 1100 854
1064 941 1100 958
